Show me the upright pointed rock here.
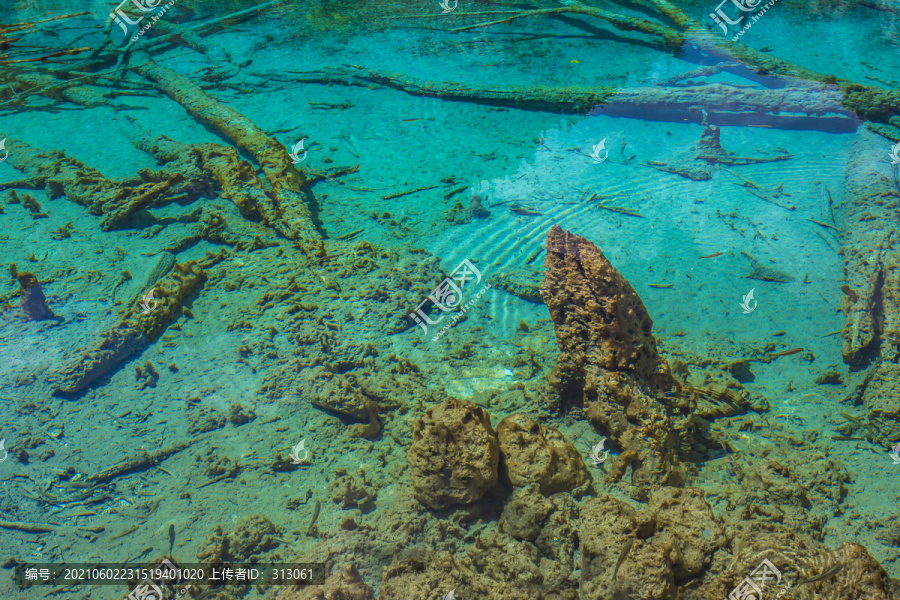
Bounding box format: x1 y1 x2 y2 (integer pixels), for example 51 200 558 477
541 225 692 493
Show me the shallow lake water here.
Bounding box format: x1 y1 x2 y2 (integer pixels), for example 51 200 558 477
1 0 900 599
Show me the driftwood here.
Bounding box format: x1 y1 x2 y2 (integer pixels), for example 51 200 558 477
131 129 279 224
449 4 682 46
0 135 197 229
644 116 794 181
51 255 221 395
0 519 104 534
660 62 741 86
0 519 57 533
838 129 900 369
0 12 91 66
645 161 712 181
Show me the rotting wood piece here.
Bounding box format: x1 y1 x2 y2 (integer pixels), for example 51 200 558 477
2 69 129 110
0 12 91 65
839 129 900 368
0 519 57 533
615 0 900 126
100 173 185 230
602 0 900 125
0 136 201 229
449 4 682 46
741 252 795 283
151 20 234 66
134 60 324 256
834 130 900 446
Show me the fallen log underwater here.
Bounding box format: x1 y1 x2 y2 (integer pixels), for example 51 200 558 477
134 60 325 257
288 65 858 132
382 0 900 136
836 128 900 447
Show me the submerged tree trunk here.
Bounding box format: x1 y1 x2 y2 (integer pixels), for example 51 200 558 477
135 60 325 257
837 128 900 445
289 65 857 131
428 0 900 133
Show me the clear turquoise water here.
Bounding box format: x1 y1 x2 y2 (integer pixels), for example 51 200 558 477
1 1 900 598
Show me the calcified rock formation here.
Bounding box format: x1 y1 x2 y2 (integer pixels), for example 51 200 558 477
407 398 500 509
496 413 591 496
540 225 691 493
838 128 900 444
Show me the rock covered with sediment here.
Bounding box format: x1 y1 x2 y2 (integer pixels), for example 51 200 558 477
837 129 900 444
580 487 725 599
540 224 688 491
407 397 500 509
297 366 385 438
709 530 896 600
496 413 590 495
269 430 895 600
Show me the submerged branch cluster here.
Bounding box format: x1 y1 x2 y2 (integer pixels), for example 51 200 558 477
384 0 900 134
